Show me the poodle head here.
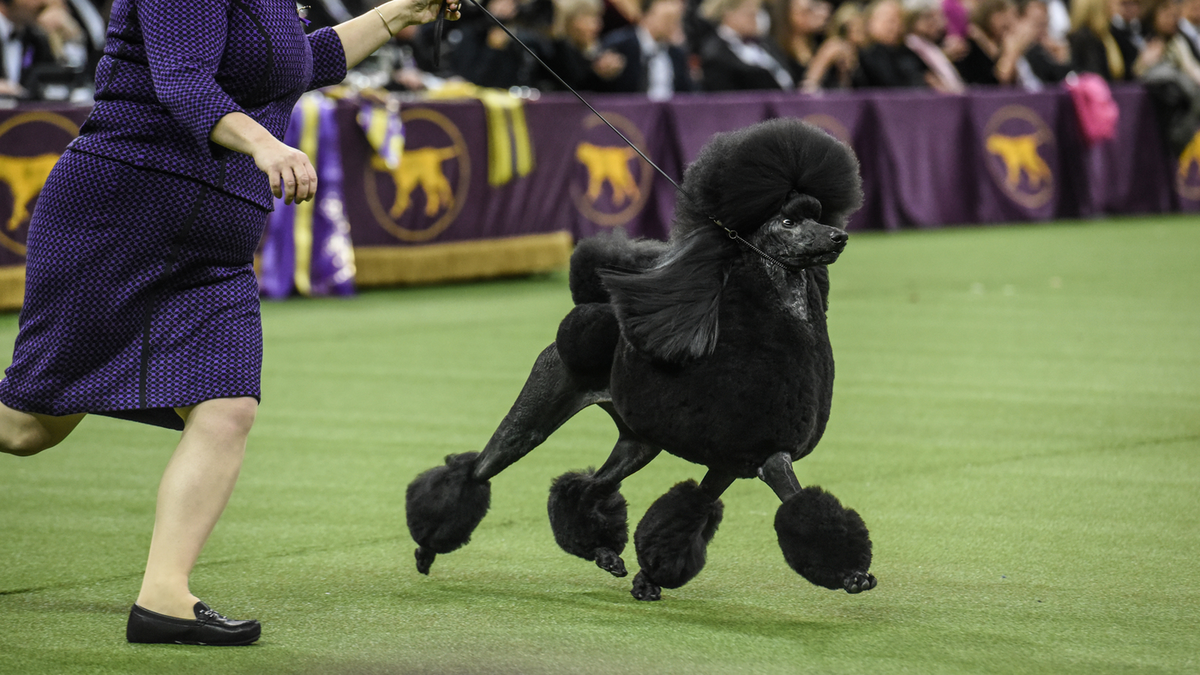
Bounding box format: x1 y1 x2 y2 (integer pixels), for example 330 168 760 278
673 117 863 240
748 191 849 272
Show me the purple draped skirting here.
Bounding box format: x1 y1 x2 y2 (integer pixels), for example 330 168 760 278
0 150 266 430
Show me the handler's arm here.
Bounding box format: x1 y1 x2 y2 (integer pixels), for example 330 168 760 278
211 113 317 205
333 0 461 69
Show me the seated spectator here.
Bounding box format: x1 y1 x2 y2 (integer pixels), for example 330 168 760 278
1016 0 1072 86
600 0 695 98
1180 0 1200 60
903 0 967 92
768 0 832 82
444 0 548 89
698 0 797 90
802 1 867 90
1068 0 1141 79
1111 0 1146 59
542 0 627 90
1137 0 1200 151
0 0 64 99
856 0 929 87
954 0 1039 85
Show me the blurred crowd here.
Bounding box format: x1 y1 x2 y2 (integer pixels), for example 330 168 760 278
3 0 1199 145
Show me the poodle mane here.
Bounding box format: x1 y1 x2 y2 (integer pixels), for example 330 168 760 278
600 226 735 364
597 118 863 365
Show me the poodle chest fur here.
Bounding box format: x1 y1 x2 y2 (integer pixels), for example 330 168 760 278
610 263 835 478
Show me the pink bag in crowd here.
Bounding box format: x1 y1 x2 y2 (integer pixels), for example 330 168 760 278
1065 72 1120 146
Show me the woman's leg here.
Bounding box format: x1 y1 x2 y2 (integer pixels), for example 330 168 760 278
134 396 258 619
0 403 84 456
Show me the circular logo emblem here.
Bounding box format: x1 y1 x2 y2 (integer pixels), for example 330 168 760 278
982 105 1055 209
0 112 78 256
1176 131 1200 201
570 113 653 228
801 114 852 145
364 107 470 242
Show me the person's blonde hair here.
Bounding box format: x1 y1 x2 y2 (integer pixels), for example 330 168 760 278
552 0 603 38
700 0 756 23
1070 0 1113 34
827 1 864 39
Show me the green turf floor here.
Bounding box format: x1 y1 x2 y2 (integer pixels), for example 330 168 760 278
1 215 1197 675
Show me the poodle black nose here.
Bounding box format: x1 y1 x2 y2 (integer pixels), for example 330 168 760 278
830 230 848 245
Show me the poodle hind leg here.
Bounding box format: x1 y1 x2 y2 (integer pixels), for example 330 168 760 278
630 470 735 602
760 451 876 594
548 402 660 578
406 344 605 574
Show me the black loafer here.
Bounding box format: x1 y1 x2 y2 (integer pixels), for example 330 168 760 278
126 601 261 646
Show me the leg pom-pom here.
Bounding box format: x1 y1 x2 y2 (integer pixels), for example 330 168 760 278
632 480 724 598
405 452 491 574
548 469 629 577
775 486 875 593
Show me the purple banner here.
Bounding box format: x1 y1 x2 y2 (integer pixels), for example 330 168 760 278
0 106 91 268
1 86 1188 281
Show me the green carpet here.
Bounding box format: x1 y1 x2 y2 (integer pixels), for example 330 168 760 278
1 215 1197 675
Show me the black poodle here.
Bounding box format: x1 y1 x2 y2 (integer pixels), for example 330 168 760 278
405 118 876 601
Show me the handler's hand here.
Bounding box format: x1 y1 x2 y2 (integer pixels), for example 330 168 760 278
398 0 462 25
253 139 317 205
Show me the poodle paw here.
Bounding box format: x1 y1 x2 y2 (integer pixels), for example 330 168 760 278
415 547 437 575
630 571 661 602
844 571 876 594
595 548 628 577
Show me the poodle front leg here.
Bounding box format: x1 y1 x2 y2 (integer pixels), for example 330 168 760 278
630 470 735 601
548 403 660 578
760 451 877 594
406 344 603 575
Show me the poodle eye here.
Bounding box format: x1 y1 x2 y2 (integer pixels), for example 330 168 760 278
781 218 795 228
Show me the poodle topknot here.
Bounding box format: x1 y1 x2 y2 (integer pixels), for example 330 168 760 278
672 117 863 238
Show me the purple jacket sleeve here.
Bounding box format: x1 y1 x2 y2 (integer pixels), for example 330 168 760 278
139 0 245 155
307 27 348 90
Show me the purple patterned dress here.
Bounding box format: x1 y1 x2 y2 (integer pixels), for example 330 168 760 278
0 0 347 429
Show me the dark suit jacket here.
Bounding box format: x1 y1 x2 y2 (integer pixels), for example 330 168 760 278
859 42 928 88
1068 27 1136 81
0 27 58 97
600 26 695 94
698 33 790 91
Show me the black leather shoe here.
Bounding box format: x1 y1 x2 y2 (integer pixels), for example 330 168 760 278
126 602 261 646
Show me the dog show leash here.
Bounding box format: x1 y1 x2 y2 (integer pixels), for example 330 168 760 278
425 0 790 272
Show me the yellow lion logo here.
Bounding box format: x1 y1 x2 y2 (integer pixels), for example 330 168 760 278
1178 133 1200 180
0 153 59 231
575 142 640 207
370 146 459 218
986 134 1051 189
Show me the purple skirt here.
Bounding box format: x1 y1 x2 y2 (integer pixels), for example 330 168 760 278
0 150 266 430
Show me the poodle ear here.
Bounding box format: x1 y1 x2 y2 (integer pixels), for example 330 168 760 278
600 228 733 364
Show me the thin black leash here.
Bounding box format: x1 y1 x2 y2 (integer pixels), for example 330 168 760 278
431 0 788 271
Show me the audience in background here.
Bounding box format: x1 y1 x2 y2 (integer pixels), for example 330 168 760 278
6 0 1198 101
1138 0 1200 151
955 0 1040 85
698 0 795 89
1016 0 1072 86
600 0 695 97
903 0 968 92
802 1 866 89
768 0 831 82
857 0 929 87
1069 0 1140 79
1176 0 1200 58
542 0 627 90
